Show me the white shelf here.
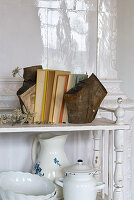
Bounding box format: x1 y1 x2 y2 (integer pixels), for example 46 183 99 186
0 118 129 133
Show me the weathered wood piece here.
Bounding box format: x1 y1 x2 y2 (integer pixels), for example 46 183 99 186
17 65 42 112
64 73 107 123
19 85 36 114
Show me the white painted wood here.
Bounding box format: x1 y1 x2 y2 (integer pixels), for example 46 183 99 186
100 104 134 200
115 98 125 125
0 118 129 134
113 129 124 200
102 130 105 200
93 130 102 180
114 98 125 200
99 107 115 113
108 130 113 200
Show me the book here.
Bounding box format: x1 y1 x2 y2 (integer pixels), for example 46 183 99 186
41 70 55 123
74 74 88 85
62 74 75 123
34 69 48 122
49 71 70 123
59 75 69 123
52 75 66 123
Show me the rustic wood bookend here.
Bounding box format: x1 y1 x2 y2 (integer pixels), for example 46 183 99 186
17 65 42 112
64 73 107 124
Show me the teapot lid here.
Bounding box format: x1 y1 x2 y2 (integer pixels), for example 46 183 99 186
65 160 97 175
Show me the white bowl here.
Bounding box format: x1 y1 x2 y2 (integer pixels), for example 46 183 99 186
0 171 56 200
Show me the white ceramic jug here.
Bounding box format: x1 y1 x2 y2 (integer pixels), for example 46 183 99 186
32 133 69 199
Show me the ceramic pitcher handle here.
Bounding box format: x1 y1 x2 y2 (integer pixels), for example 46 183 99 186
32 137 38 164
96 182 105 191
55 178 64 188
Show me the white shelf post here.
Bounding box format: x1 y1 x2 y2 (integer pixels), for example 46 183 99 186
108 130 113 200
113 98 125 200
113 129 124 200
93 130 102 181
93 111 102 180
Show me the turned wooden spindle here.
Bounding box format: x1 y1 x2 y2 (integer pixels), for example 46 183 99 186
113 98 125 200
115 98 125 125
93 130 102 181
108 130 114 200
93 111 102 181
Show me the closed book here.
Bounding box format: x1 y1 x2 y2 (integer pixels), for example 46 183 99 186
74 74 88 85
52 75 66 123
41 70 55 123
34 69 48 122
59 75 69 123
49 70 70 123
62 74 75 123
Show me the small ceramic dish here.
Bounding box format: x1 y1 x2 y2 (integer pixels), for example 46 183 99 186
0 171 56 200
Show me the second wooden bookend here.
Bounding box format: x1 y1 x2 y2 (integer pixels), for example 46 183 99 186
64 73 107 124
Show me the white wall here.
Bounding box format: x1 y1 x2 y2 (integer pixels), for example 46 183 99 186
117 0 134 100
0 0 43 77
0 0 43 172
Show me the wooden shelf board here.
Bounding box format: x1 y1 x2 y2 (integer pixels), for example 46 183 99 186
0 118 129 133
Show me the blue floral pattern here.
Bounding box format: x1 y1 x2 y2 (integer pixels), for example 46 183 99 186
33 162 44 176
54 158 62 167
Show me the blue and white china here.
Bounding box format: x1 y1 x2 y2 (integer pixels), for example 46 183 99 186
32 133 69 199
55 160 105 200
0 171 56 200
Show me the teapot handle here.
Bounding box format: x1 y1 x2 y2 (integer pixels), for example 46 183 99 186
55 178 64 188
32 136 38 164
96 182 105 191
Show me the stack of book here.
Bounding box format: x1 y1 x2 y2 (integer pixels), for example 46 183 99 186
34 69 88 124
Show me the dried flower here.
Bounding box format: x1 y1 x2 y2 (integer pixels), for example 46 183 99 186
12 109 22 119
0 114 10 124
11 109 22 125
12 67 22 78
0 107 36 126
21 106 36 124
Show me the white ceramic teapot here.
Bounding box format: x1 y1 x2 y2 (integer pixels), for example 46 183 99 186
55 160 105 200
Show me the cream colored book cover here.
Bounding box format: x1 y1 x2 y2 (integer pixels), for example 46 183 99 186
41 69 49 122
52 75 66 123
42 70 55 123
34 69 47 122
49 71 70 123
62 74 75 123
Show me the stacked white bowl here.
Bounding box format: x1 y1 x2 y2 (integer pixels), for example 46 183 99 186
0 172 56 200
